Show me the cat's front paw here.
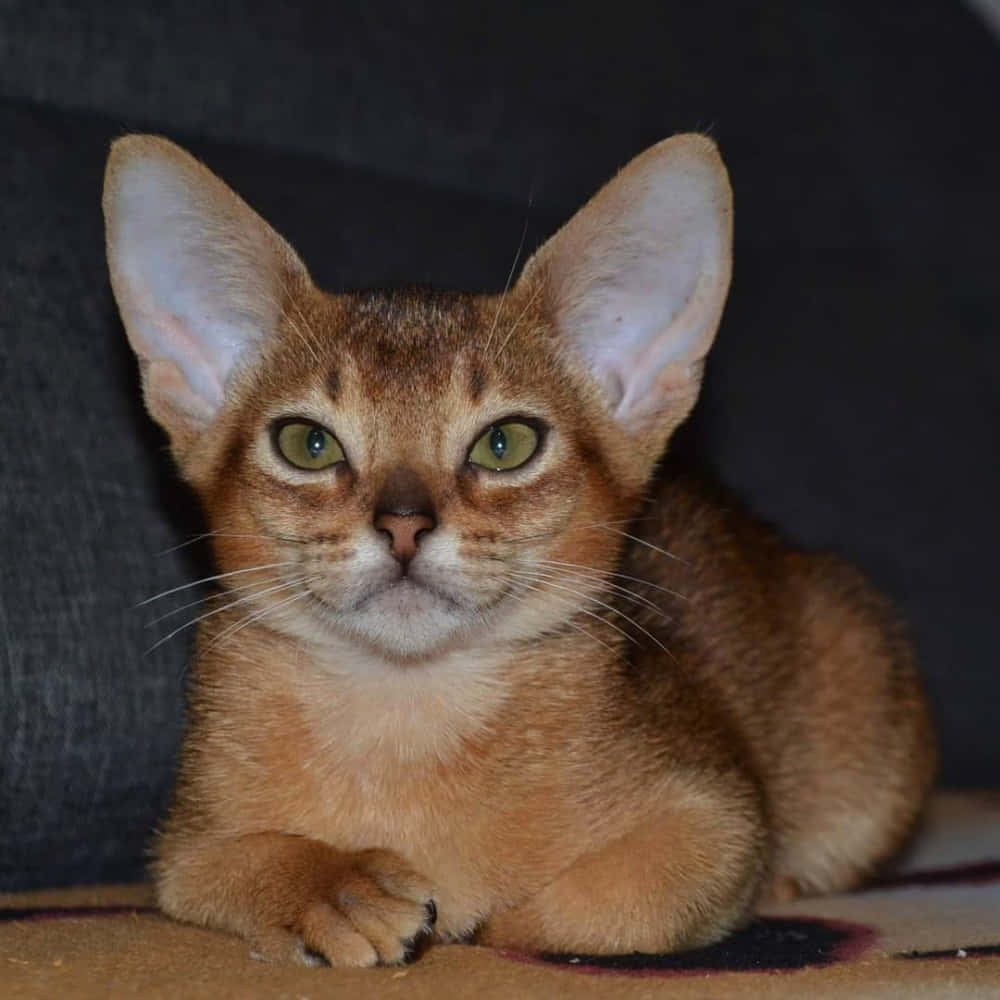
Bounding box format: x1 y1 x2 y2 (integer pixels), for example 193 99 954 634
244 845 437 968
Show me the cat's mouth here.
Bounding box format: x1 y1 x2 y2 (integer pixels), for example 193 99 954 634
306 575 467 618
302 571 487 659
354 576 465 615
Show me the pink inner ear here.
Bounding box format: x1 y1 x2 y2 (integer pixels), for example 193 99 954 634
144 358 220 429
529 136 732 433
128 294 231 416
113 200 270 425
608 265 727 421
106 137 309 440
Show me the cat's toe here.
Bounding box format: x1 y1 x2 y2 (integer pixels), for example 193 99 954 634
297 901 381 967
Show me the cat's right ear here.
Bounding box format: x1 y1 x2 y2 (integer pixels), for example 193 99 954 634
103 135 310 455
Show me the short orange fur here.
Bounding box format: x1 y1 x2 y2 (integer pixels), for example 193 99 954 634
103 134 935 967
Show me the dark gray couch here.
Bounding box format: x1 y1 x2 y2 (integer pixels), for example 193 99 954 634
2 0 997 892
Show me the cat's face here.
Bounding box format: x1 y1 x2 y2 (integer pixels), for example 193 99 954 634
104 134 732 665
203 286 642 660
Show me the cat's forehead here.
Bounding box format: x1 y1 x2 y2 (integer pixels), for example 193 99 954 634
335 288 486 394
275 285 567 408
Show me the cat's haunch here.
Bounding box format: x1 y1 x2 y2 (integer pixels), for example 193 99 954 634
104 133 935 966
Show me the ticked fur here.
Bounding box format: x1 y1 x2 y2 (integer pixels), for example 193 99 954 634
104 134 935 965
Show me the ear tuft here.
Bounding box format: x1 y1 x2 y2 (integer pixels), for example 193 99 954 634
103 135 310 448
522 134 732 439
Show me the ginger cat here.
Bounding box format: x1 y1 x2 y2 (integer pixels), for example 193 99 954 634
103 133 935 966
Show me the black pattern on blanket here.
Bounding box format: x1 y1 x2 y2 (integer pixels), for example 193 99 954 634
510 792 1000 977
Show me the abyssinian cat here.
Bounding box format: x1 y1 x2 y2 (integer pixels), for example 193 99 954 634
103 133 935 966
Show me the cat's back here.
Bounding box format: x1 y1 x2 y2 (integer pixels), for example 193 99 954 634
628 461 913 695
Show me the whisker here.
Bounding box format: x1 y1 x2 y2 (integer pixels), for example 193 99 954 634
155 530 307 556
505 577 622 658
594 526 689 566
144 575 312 653
206 582 319 652
508 569 675 660
536 558 689 602
277 277 325 368
495 280 544 357
143 572 305 626
155 533 216 557
521 564 672 620
135 561 299 608
499 527 564 546
502 517 662 549
483 200 533 358
505 572 638 649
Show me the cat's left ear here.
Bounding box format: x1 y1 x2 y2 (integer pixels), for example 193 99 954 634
520 134 732 442
103 135 310 455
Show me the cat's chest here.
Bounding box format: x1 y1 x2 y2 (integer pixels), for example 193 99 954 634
286 680 570 849
213 657 587 921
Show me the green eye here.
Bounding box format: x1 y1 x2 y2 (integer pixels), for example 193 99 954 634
275 421 345 470
468 422 540 471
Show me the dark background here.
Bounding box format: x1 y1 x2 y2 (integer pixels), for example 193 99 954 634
1 0 997 891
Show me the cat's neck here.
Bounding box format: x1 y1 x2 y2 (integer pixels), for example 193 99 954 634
197 618 615 768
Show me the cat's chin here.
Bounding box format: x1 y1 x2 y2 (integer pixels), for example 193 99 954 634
358 577 462 617
335 578 478 661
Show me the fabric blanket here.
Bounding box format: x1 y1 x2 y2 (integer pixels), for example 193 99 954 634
2 791 998 998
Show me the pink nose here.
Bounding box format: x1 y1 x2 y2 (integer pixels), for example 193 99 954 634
373 511 436 565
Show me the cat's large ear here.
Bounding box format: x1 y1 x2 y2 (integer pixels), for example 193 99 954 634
103 135 310 453
521 134 732 441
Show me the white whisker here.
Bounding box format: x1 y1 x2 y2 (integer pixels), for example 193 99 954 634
537 558 688 602
155 530 306 557
501 527 562 546
504 517 674 555
509 568 675 660
595 525 689 566
506 577 622 658
495 280 544 357
506 570 640 648
135 561 299 608
144 575 312 653
522 563 672 620
277 277 324 368
206 583 319 652
144 572 309 626
483 205 533 358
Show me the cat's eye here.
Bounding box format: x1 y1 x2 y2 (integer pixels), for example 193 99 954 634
274 421 345 470
468 421 540 472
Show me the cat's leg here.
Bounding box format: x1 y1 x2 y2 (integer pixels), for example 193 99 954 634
477 790 768 955
154 832 436 967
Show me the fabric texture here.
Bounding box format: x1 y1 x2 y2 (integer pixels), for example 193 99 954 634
1 792 998 997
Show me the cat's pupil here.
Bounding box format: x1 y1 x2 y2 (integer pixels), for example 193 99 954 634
489 427 507 459
306 426 325 458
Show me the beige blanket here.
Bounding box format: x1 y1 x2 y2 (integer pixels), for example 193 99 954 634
2 792 998 998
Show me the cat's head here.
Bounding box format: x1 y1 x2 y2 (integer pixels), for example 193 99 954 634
104 135 731 663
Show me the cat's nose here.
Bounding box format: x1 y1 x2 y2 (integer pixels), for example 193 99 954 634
373 511 436 567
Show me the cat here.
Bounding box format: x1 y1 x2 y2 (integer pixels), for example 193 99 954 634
103 133 935 967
